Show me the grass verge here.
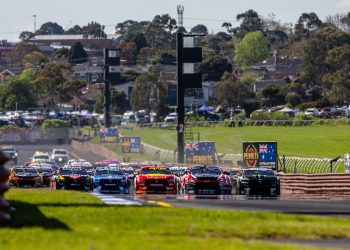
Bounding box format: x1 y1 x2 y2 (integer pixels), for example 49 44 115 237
1 189 350 249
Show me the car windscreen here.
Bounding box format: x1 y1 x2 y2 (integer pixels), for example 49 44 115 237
122 169 134 174
140 168 171 175
54 151 68 155
14 168 37 174
191 167 222 175
34 155 49 159
243 170 275 176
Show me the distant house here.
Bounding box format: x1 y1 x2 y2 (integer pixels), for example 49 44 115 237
250 53 302 92
72 63 104 83
0 44 15 65
0 69 15 83
29 34 125 49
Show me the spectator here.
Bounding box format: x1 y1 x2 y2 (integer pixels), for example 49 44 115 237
230 113 235 127
238 117 243 127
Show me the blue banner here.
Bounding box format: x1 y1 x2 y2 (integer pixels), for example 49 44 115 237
100 128 118 143
186 141 216 165
122 137 141 153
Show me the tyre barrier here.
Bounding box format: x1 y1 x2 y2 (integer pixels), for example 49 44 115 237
278 174 350 195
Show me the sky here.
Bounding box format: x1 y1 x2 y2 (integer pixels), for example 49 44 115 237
0 0 349 41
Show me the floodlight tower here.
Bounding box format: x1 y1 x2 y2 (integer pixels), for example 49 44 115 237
33 15 37 33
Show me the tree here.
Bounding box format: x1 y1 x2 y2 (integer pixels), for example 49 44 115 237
23 51 47 69
191 24 208 35
152 50 176 65
234 31 270 67
145 14 177 49
56 80 87 103
68 42 88 64
199 56 232 81
82 22 106 39
52 48 69 59
216 72 252 107
65 25 83 34
9 42 40 66
294 13 323 40
130 72 166 112
36 22 64 35
127 32 147 52
286 93 302 107
19 31 35 41
232 9 265 38
116 20 149 35
261 84 281 106
0 70 37 110
118 42 138 65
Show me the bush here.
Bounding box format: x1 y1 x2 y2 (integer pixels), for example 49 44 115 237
251 111 272 121
286 93 302 107
293 113 314 126
0 125 18 131
41 119 69 129
272 112 289 121
299 101 319 111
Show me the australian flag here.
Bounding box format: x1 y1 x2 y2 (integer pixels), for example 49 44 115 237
186 142 215 157
259 143 276 162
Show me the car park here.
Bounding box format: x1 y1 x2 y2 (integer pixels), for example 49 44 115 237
164 113 177 123
233 168 280 196
181 165 232 195
304 108 319 117
8 167 43 188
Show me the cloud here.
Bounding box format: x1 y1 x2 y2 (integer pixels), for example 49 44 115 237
337 0 350 9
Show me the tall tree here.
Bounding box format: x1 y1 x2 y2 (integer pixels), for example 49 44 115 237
294 13 323 40
232 9 265 38
130 72 166 112
145 14 177 49
36 22 64 35
19 31 35 41
191 24 208 35
65 25 83 34
68 42 88 64
216 72 252 108
82 22 106 39
234 31 270 67
199 55 232 81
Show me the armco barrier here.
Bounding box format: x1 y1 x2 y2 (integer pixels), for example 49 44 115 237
279 174 350 195
71 140 121 161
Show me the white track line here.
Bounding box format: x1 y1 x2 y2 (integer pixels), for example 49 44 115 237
91 192 142 206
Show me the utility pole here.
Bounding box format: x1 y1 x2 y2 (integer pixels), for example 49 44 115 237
177 32 204 163
33 15 37 33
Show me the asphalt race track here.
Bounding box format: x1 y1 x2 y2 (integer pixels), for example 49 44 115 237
10 145 350 217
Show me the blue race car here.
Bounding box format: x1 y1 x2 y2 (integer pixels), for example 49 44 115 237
92 167 130 193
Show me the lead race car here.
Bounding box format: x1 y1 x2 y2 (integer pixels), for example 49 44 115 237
135 166 177 194
181 165 232 195
92 167 130 193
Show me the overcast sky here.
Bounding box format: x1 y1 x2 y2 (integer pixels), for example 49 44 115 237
1 0 349 41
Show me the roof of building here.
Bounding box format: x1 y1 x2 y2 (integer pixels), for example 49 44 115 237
31 34 123 41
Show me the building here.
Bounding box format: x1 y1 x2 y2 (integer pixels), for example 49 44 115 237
72 63 104 83
250 53 302 92
29 34 125 49
0 44 14 65
0 70 15 83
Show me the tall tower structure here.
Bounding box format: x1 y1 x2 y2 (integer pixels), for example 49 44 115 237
177 5 184 28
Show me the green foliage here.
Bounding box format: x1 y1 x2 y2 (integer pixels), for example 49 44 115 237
231 9 265 38
152 50 176 65
52 48 69 59
251 111 272 121
0 125 18 131
36 22 64 35
65 25 83 34
199 56 232 81
145 14 177 49
41 119 69 129
82 22 106 39
234 31 270 67
191 24 208 35
298 101 319 111
272 112 289 120
294 113 314 121
285 93 302 107
94 94 103 113
126 32 148 51
68 42 88 64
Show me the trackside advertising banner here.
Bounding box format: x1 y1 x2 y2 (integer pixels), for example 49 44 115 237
186 141 216 164
243 142 278 170
121 137 141 153
100 128 118 143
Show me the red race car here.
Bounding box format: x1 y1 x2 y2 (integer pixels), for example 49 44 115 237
181 165 232 195
135 166 177 194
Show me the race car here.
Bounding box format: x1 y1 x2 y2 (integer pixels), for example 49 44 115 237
120 167 136 181
181 165 232 195
233 168 280 195
51 148 70 165
2 146 18 164
8 167 43 188
135 166 177 194
30 163 55 186
31 151 52 163
69 161 94 175
55 167 91 190
92 167 129 193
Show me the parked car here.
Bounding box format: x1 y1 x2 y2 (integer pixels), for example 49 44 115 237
304 108 319 117
164 113 178 123
319 107 336 119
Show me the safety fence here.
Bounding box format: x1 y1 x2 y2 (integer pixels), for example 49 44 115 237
122 119 350 130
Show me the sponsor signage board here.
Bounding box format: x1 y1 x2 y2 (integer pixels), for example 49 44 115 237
186 141 216 165
243 142 278 170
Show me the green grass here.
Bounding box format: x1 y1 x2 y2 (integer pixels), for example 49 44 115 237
1 189 350 249
121 125 350 158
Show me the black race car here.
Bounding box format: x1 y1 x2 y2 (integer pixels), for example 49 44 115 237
56 167 91 190
233 168 280 195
